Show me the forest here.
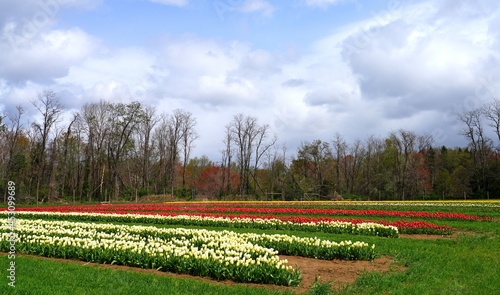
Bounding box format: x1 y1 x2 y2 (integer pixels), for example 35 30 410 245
1 90 500 203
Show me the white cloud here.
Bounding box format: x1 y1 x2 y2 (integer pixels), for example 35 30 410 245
149 0 188 7
0 28 100 83
322 0 500 147
57 48 156 88
154 37 272 107
342 1 500 116
303 0 352 8
250 0 500 150
3 0 500 159
236 0 275 18
53 36 274 110
213 0 274 20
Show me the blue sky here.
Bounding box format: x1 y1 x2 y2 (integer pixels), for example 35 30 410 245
55 1 384 50
1 0 500 161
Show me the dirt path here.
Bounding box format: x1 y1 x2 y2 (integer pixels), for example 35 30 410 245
281 255 405 294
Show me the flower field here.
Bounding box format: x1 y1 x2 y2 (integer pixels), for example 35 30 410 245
12 201 474 235
0 218 376 286
1 200 498 293
6 211 400 237
16 202 493 221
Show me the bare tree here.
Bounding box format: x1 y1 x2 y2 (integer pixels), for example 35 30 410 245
0 114 5 132
263 143 286 199
2 106 25 202
296 139 332 197
231 114 256 195
389 129 417 200
152 113 170 194
346 139 363 194
63 113 86 202
459 109 481 153
166 110 186 196
362 135 386 199
58 113 78 201
387 129 434 200
46 126 64 201
106 101 144 200
227 114 273 196
0 114 6 199
221 124 233 197
458 108 492 192
80 100 112 201
251 128 276 198
137 106 159 192
150 109 195 197
180 111 198 192
417 132 432 151
332 133 347 193
483 98 500 144
31 90 63 204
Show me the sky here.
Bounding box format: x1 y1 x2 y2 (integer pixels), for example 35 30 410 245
1 0 500 161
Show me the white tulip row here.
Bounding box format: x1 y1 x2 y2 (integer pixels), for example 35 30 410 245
4 211 398 237
0 219 280 262
0 218 375 260
0 218 304 285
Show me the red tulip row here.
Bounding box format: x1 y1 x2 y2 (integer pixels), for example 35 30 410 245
13 205 452 235
179 213 453 235
17 203 492 221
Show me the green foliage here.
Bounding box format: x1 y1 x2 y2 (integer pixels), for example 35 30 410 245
342 194 368 201
137 188 149 198
309 276 332 295
174 188 195 199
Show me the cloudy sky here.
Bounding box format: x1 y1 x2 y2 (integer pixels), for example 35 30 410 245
1 0 500 160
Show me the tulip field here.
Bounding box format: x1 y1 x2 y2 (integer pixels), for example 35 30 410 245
1 200 499 294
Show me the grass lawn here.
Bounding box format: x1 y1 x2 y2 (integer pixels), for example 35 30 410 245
0 254 293 295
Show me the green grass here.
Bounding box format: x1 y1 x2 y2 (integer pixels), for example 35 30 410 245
335 233 500 295
0 255 294 295
329 220 500 295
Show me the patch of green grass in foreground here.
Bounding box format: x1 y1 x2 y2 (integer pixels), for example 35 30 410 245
332 232 500 295
0 255 293 295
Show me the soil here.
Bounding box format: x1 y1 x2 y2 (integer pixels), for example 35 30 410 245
10 253 405 294
280 255 405 294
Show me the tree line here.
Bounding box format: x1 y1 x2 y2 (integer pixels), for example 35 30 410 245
1 91 499 203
